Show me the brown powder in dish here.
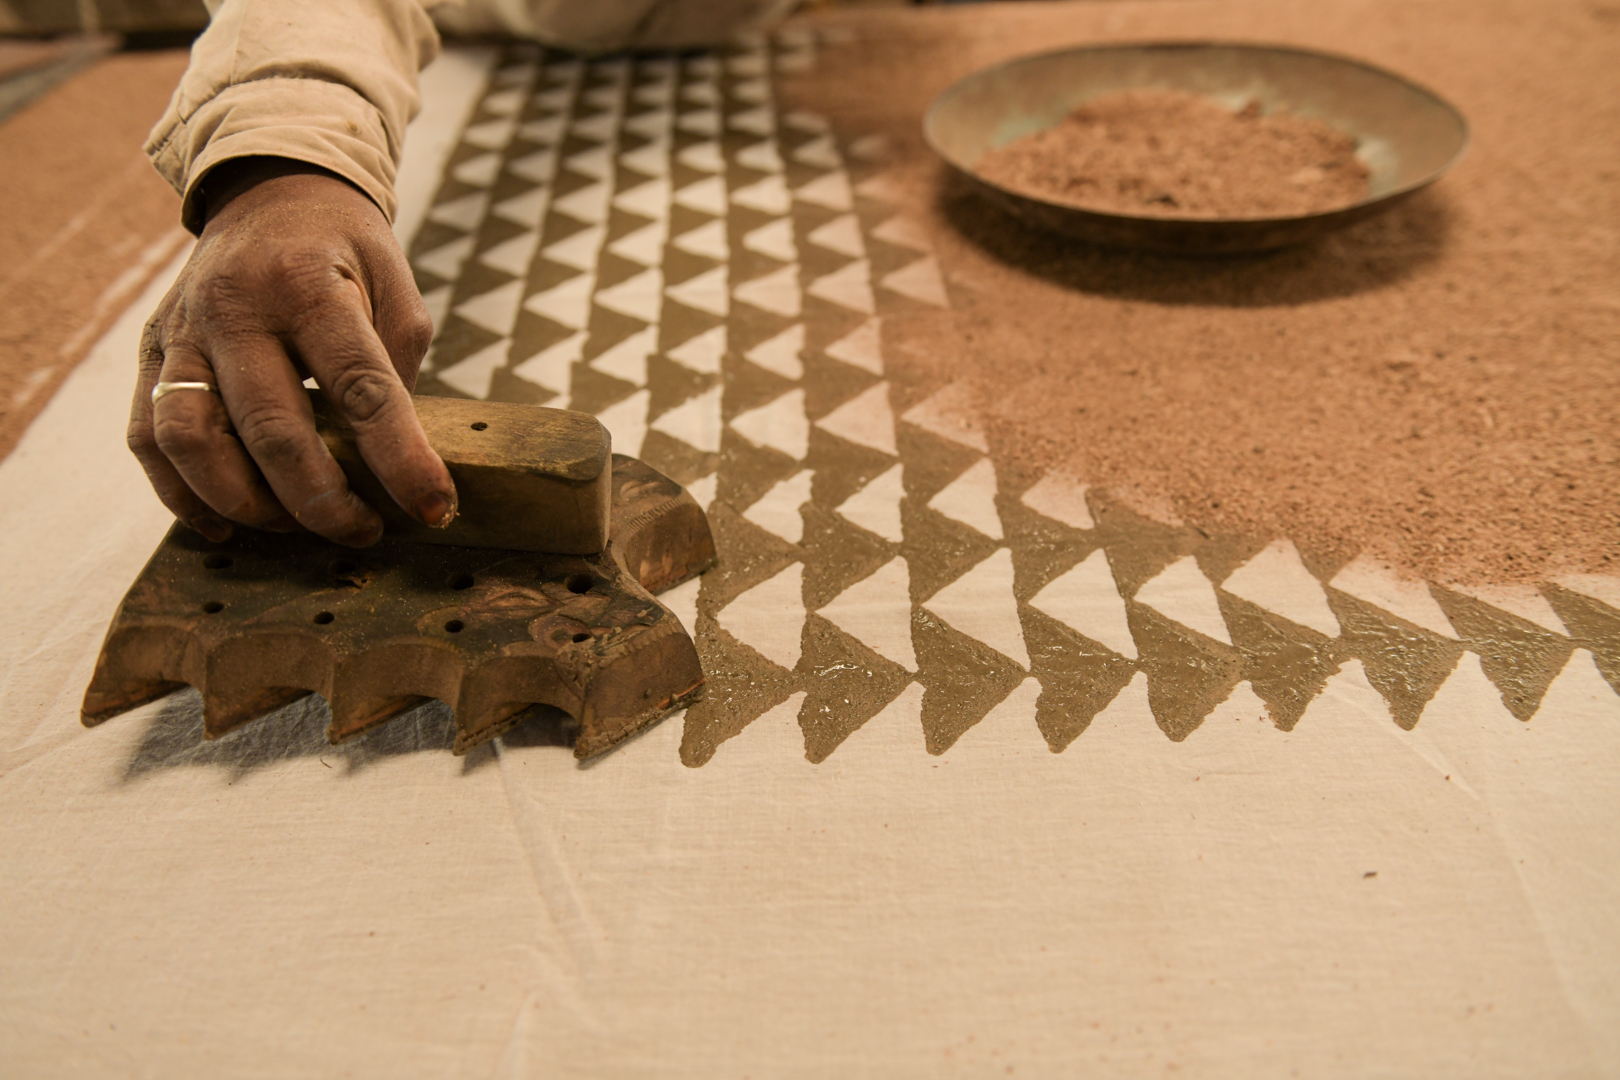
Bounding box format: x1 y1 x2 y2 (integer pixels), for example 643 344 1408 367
976 88 1371 219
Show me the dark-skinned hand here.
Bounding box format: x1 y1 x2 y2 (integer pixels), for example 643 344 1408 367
128 156 457 547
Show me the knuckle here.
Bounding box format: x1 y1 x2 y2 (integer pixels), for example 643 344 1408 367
401 307 434 364
138 317 165 369
329 367 401 427
233 403 310 465
126 421 158 460
151 407 216 459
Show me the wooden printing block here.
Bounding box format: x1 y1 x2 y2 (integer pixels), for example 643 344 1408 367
80 456 716 759
315 393 613 553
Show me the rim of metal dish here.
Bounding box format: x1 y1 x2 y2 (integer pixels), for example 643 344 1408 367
922 39 1471 227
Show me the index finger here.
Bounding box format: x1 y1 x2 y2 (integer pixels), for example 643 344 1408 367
289 283 458 529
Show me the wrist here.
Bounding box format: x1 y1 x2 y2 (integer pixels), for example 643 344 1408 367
197 157 371 226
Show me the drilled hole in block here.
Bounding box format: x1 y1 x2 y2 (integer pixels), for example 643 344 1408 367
313 611 335 625
447 572 475 590
445 619 465 634
571 632 591 643
203 554 232 570
470 421 488 431
566 573 593 594
202 601 224 614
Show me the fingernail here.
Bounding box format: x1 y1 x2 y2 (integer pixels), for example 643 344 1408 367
413 491 457 529
189 515 233 543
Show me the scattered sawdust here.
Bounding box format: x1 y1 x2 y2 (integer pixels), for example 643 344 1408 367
0 48 189 462
976 88 1370 219
792 3 1620 587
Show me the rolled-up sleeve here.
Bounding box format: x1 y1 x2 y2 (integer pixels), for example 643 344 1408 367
435 0 798 52
148 0 796 233
145 0 441 233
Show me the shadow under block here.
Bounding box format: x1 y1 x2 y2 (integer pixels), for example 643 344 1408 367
81 456 716 759
316 395 613 554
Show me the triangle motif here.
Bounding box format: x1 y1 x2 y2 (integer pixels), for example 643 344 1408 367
819 556 917 671
414 236 474 281
881 256 949 307
594 267 664 323
613 177 672 220
742 218 797 262
1019 472 1094 530
824 317 882 375
1029 549 1137 660
589 325 657 386
814 381 896 455
796 170 853 211
1221 539 1341 638
427 192 488 232
791 134 842 169
436 340 508 401
923 548 1030 669
506 148 557 185
672 219 729 261
453 280 524 336
650 384 723 453
523 273 596 330
607 220 667 267
732 174 792 215
806 259 874 315
673 176 727 216
744 323 804 380
1135 556 1233 646
665 266 730 317
807 213 865 258
552 181 611 225
478 231 539 277
927 458 1003 540
733 264 802 318
743 470 814 545
1329 556 1458 639
667 326 726 374
595 389 649 458
900 381 988 452
676 140 723 172
493 187 549 227
835 463 904 544
729 388 809 459
451 152 501 188
718 563 805 671
542 225 605 272
511 331 583 398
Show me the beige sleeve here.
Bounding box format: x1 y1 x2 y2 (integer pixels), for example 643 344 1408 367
145 0 441 233
430 0 797 53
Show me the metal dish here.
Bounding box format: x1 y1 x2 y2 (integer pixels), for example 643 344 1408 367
923 42 1469 254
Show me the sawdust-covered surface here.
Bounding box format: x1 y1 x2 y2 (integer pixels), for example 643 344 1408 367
794 0 1620 587
4 8 1620 1078
0 47 189 462
976 88 1371 218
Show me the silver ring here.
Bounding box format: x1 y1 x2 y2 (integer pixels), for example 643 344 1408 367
151 381 219 405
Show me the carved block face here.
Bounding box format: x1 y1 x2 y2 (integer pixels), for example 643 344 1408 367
82 456 715 760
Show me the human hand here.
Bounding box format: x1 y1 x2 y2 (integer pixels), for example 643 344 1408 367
129 157 456 547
